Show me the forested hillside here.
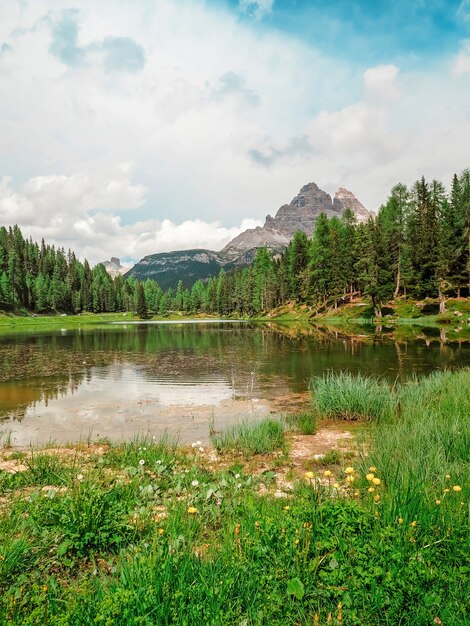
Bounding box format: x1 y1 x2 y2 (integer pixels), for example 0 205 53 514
1 170 469 317
0 227 144 314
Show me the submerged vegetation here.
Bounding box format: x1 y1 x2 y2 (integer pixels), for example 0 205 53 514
0 369 468 624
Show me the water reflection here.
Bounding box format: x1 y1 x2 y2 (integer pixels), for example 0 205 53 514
1 321 470 445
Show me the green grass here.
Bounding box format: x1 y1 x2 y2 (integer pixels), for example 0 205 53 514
285 411 318 435
364 369 470 496
211 418 287 456
310 371 397 421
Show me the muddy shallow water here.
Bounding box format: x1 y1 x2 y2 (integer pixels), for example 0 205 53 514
1 320 469 446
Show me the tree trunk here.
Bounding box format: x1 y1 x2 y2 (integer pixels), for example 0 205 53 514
438 284 446 314
394 263 401 299
372 294 382 318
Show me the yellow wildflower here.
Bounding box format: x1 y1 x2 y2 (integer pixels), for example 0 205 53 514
158 528 164 535
333 482 340 488
187 506 198 514
324 470 332 477
453 485 462 492
435 499 441 505
443 488 450 493
366 473 375 481
369 466 377 473
345 467 355 475
398 517 403 524
304 471 314 480
445 474 451 480
411 520 417 527
372 477 381 486
368 487 375 493
373 495 380 502
283 505 290 511
346 475 355 483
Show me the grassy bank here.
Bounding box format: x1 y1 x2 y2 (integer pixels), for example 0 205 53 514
0 311 223 333
253 297 470 327
0 371 468 624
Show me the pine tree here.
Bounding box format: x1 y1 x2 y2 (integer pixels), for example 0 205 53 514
136 282 148 318
308 213 331 305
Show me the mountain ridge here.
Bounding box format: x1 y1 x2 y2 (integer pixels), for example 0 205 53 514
125 182 371 288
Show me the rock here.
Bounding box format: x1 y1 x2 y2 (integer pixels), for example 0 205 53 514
333 188 371 222
223 182 371 252
102 257 132 278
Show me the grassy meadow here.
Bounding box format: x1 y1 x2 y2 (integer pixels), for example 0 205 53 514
0 370 468 625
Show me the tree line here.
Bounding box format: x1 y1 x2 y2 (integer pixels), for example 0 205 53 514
1 170 469 317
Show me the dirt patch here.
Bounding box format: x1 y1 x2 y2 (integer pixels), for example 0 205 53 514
289 428 353 463
0 459 28 473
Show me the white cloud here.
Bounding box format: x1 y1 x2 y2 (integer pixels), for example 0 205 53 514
238 0 274 19
0 167 146 227
453 39 470 74
363 64 401 103
0 172 262 263
457 0 470 21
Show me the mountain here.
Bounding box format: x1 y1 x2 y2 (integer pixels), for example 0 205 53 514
102 257 132 278
222 183 371 256
126 183 371 288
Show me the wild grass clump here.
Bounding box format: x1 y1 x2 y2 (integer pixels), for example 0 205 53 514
310 371 395 421
285 411 317 435
364 369 470 514
211 418 286 456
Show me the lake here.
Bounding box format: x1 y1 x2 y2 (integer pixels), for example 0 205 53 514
1 320 470 446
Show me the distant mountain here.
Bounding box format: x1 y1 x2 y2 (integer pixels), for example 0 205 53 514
102 257 132 278
126 183 372 289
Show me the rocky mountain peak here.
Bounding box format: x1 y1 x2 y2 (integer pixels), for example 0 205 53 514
333 188 371 222
223 181 370 254
102 257 132 278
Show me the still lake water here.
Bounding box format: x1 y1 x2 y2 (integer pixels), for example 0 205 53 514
1 320 470 445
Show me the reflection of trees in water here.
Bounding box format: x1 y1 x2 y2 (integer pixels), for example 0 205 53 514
1 323 470 420
1 372 86 423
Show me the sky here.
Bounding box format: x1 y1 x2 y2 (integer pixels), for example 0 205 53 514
1 0 470 265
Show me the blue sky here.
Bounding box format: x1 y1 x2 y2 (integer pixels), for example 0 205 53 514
0 0 470 263
232 0 469 65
